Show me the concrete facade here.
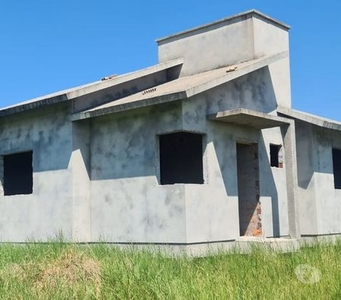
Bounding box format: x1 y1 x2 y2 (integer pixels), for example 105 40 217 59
0 10 340 252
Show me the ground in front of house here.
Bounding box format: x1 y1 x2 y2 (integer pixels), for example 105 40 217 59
0 240 339 299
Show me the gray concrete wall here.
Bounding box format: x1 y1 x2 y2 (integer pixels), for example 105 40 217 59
87 97 287 243
312 127 341 234
182 93 289 240
201 65 290 237
0 103 73 241
260 128 289 237
184 121 259 242
204 67 279 115
89 103 188 243
295 122 341 235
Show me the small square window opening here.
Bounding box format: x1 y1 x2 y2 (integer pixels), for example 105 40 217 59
159 132 204 185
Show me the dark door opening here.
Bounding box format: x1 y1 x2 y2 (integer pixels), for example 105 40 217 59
236 143 262 237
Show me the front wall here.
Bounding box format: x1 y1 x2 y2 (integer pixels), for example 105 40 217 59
182 69 290 241
0 103 73 241
89 103 188 243
90 94 288 243
184 121 259 242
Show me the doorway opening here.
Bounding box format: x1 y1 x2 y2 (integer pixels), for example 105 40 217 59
236 143 262 236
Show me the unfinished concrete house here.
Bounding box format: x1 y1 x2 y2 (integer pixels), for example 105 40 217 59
1 10 341 251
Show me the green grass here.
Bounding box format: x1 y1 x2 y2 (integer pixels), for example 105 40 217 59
0 240 340 299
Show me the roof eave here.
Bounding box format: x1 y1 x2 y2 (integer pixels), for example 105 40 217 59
277 106 341 132
0 94 69 117
72 91 187 121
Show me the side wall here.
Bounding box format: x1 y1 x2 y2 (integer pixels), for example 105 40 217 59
0 103 73 241
296 121 341 235
313 127 341 234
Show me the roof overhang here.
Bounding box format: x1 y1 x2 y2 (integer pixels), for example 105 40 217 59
208 108 290 129
72 51 288 121
278 106 341 132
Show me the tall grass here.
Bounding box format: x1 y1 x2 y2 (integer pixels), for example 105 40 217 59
0 240 340 299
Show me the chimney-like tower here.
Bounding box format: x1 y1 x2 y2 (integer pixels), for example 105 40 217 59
157 10 292 107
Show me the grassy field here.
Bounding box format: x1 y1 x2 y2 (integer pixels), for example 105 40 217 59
0 239 340 299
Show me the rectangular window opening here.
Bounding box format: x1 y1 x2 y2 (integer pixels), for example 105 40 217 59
3 151 33 196
159 132 204 185
270 144 283 168
332 148 341 189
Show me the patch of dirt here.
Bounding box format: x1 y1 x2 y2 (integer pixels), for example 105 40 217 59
35 249 101 296
0 249 101 297
0 263 28 280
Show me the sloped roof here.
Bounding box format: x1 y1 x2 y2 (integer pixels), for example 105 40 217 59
278 106 341 131
73 51 288 121
0 58 183 117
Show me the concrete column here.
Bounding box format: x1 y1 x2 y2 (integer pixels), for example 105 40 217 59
70 120 91 242
281 120 301 238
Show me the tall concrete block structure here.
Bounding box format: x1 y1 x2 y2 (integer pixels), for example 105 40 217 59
0 10 340 253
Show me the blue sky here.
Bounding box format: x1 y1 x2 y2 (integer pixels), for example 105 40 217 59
1 1 340 120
